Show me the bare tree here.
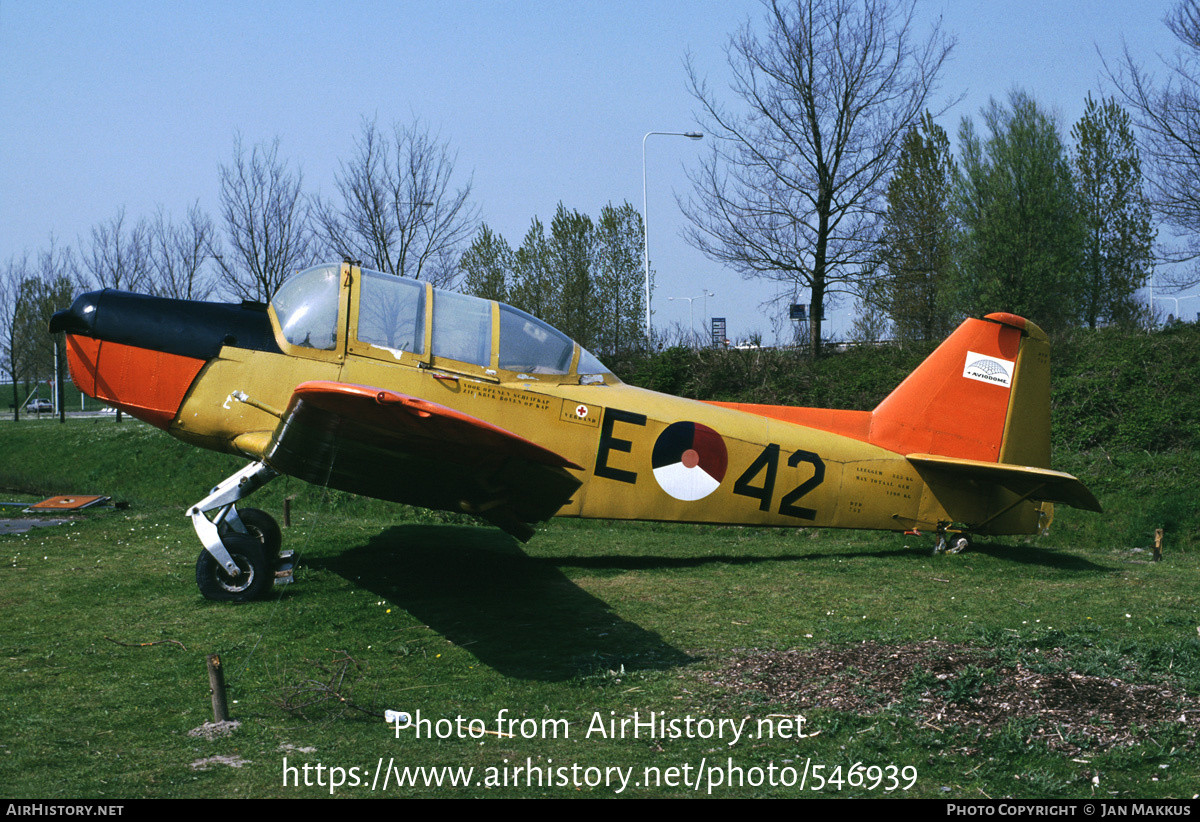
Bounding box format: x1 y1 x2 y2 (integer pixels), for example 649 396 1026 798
0 255 33 420
10 242 78 415
81 207 151 292
214 135 314 302
1105 1 1200 287
312 118 478 288
149 202 217 300
681 0 954 354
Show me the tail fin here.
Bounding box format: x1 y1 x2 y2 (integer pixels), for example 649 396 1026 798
705 313 1098 528
870 312 1050 467
706 312 1052 467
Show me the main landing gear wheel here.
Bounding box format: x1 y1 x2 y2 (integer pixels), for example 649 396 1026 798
189 462 296 601
223 507 282 558
195 533 272 602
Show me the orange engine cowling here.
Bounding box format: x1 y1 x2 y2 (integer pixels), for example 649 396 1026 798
50 288 282 430
64 334 206 429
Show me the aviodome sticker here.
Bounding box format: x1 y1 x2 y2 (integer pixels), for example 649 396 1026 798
651 421 728 501
962 351 1015 388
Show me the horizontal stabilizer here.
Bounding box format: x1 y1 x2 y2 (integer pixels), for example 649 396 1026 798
906 454 1102 513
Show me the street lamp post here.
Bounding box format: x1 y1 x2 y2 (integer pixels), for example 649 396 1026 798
643 131 702 342
668 290 714 347
1157 294 1200 323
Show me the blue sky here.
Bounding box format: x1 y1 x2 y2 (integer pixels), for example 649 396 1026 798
0 0 1190 342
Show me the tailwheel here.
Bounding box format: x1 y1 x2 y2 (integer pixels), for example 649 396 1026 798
196 533 272 602
933 532 948 554
933 525 970 555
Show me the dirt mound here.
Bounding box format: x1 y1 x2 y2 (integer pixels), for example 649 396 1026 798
706 641 1196 753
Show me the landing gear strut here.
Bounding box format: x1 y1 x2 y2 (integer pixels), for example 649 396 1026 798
188 461 295 602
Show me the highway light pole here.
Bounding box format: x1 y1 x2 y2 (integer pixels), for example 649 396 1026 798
1157 294 1200 323
669 290 714 347
642 130 702 343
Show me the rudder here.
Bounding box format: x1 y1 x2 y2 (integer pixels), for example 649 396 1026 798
870 313 1050 467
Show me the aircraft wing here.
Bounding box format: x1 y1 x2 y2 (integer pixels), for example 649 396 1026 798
906 454 1102 512
263 381 583 540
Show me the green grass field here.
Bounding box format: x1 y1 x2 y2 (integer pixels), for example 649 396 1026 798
1 419 1197 798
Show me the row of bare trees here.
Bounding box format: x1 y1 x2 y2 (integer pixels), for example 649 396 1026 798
0 245 75 418
2 118 478 413
81 204 216 299
9 118 477 306
209 121 479 301
15 0 1200 386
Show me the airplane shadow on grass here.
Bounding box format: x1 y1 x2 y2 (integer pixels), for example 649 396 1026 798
313 527 1109 681
314 525 698 682
967 541 1111 571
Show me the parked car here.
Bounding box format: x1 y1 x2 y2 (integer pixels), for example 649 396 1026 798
27 399 53 413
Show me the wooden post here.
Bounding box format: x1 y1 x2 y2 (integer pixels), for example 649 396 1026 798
284 496 294 528
207 653 230 722
1153 529 1163 562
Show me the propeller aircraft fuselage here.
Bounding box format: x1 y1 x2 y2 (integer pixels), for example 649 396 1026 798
51 262 1100 601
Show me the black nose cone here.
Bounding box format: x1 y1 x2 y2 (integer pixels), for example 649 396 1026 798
49 291 103 335
48 288 281 359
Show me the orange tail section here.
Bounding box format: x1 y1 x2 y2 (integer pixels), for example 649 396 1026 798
869 312 1048 466
710 312 1051 467
709 314 1097 529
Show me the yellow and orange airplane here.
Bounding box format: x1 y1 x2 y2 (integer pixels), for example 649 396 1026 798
51 262 1100 601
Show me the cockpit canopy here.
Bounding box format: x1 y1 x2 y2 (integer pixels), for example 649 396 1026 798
272 263 341 351
270 264 611 380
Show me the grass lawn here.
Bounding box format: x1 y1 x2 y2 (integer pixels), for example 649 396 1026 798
1 419 1197 798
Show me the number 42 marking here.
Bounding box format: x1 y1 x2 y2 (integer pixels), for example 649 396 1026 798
732 444 825 520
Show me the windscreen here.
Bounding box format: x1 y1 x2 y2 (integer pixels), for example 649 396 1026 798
498 304 576 374
272 264 340 350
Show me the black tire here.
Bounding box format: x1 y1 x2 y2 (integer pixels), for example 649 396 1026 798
238 508 283 557
219 508 282 558
196 533 272 602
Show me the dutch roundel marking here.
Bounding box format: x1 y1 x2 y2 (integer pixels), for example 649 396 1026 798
651 421 729 501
